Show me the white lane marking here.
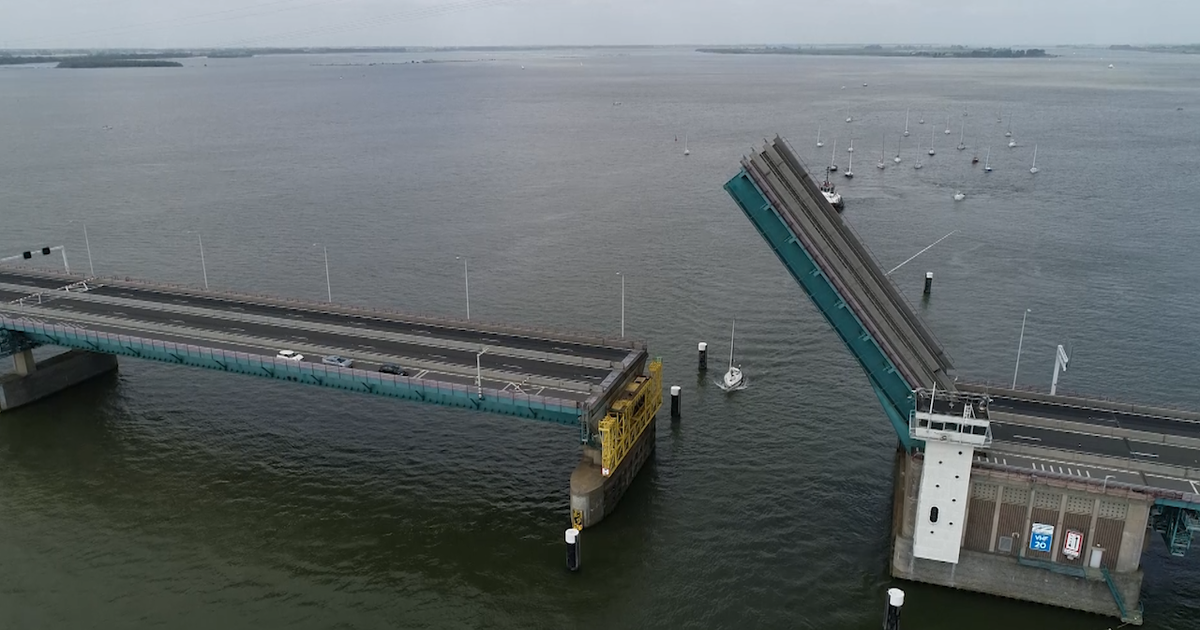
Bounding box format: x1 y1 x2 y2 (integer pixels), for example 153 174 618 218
1085 470 1091 477
1191 480 1200 495
291 335 308 341
534 387 545 395
415 369 430 379
358 344 375 350
229 327 245 332
429 354 447 360
1031 462 1037 470
1129 451 1160 459
502 363 524 370
230 306 244 311
1012 434 1042 442
170 319 185 324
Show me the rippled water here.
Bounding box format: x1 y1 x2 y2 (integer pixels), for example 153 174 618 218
2 48 1199 629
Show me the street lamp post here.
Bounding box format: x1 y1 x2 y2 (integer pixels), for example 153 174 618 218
69 220 95 277
456 256 470 320
475 346 488 398
198 233 209 290
1102 475 1116 492
617 272 625 338
1012 308 1031 389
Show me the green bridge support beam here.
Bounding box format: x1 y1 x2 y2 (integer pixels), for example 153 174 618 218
725 169 918 448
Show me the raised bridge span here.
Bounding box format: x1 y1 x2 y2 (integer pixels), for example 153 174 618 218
725 135 1198 623
0 266 661 529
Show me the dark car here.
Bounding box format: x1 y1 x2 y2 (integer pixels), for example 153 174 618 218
379 363 409 376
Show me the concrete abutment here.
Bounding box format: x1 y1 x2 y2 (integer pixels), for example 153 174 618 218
890 450 1147 624
0 350 118 412
569 417 656 529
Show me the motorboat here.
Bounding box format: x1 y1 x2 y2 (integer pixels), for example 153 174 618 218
820 172 844 211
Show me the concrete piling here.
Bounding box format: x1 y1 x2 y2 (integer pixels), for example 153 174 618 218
884 587 904 630
923 272 933 296
565 528 581 572
698 342 707 371
670 385 681 419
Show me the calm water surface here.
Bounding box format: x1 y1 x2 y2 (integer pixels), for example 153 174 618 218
1 48 1199 629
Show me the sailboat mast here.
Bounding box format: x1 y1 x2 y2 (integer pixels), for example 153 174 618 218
729 320 736 369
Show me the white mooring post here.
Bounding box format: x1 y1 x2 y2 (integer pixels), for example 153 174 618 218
884 588 905 630
565 528 581 572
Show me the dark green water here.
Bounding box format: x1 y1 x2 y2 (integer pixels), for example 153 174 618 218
2 48 1199 629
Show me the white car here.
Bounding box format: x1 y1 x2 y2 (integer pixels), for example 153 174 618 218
276 349 304 362
322 355 354 368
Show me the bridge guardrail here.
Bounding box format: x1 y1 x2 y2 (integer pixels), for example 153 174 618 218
0 265 643 353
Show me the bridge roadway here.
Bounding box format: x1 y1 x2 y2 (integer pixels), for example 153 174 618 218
740 136 956 392
0 267 642 407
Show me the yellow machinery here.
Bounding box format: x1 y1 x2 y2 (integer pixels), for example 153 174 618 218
598 359 662 476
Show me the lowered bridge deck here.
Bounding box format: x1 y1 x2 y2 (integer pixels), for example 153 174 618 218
0 267 647 436
725 135 1200 509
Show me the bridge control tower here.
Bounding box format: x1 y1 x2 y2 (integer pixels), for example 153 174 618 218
909 388 992 564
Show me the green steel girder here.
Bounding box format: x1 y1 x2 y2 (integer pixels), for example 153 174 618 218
1151 502 1200 557
725 169 918 448
0 318 583 426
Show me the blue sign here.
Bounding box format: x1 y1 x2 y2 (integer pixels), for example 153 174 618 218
1030 523 1055 553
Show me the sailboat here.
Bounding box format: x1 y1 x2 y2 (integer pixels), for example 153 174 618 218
845 108 853 123
918 115 925 124
1008 137 1017 148
847 138 854 153
1005 114 1012 138
954 190 966 201
984 146 993 172
928 128 936 156
877 135 886 169
844 150 854 179
944 115 952 135
903 109 910 137
956 121 966 151
684 134 690 156
722 321 745 390
1029 144 1039 174
894 134 902 163
828 140 838 172
817 126 824 148
914 141 924 169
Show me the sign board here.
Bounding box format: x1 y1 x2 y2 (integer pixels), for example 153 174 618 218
1062 529 1084 559
1029 523 1055 553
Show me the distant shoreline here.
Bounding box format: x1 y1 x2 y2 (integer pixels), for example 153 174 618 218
697 46 1054 59
57 59 183 68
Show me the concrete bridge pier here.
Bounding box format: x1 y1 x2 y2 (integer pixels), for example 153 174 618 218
569 359 663 530
569 417 657 529
1 349 119 413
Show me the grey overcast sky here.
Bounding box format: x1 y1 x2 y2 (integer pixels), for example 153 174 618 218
1 0 1195 49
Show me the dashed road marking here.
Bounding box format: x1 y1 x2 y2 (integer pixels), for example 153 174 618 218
1012 435 1042 442
1129 451 1159 459
415 369 429 379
